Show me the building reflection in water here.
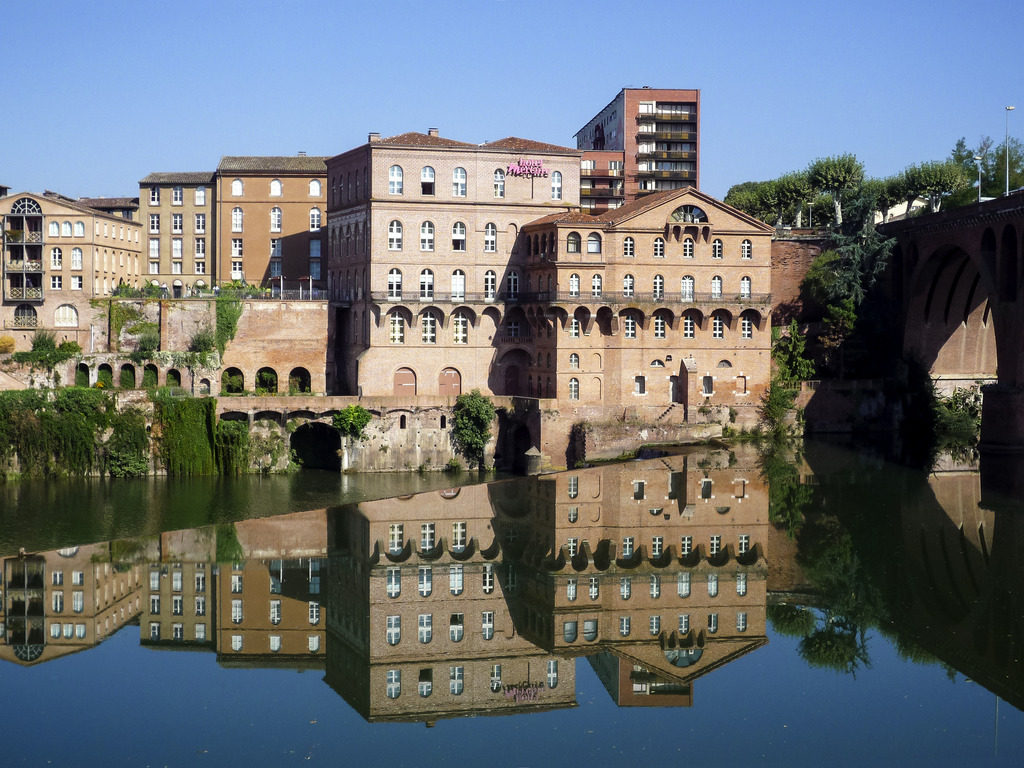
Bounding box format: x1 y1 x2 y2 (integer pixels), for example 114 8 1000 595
1 445 772 723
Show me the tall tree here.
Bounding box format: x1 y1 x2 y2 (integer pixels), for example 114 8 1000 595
902 160 968 213
807 154 864 227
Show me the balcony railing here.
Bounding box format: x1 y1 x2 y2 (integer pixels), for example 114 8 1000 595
4 231 43 243
637 111 697 123
369 290 509 304
9 313 40 328
5 260 44 272
580 188 624 197
636 150 695 161
637 131 695 141
581 168 624 177
522 290 771 306
6 286 44 301
635 169 697 180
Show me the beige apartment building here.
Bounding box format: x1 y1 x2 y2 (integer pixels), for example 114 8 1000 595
1 543 144 666
575 87 701 213
326 130 581 397
137 172 216 296
214 155 328 290
1 192 143 351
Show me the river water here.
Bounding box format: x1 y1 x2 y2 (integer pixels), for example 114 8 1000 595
1 440 1022 766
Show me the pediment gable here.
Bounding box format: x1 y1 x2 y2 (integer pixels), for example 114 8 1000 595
602 188 774 237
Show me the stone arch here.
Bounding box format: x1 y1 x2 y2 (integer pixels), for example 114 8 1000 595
223 367 244 394
143 363 159 388
493 349 531 396
289 367 311 394
256 367 278 394
75 363 90 387
166 368 182 388
119 364 136 389
291 422 341 471
96 363 113 388
198 378 211 396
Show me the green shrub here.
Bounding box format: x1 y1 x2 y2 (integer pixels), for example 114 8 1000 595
221 373 244 395
452 390 495 470
31 329 58 353
96 368 114 388
119 366 136 389
105 409 150 477
333 405 372 439
142 366 158 388
189 326 215 353
0 335 15 354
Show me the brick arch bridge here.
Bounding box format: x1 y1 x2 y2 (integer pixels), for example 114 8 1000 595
881 194 1024 452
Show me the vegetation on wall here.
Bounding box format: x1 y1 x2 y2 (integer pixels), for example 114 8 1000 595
108 302 144 350
104 409 150 478
332 405 373 439
0 388 111 479
452 389 496 470
214 419 250 475
11 329 81 370
153 394 216 475
215 298 243 356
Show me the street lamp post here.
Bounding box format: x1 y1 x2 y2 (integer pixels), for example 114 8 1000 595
975 155 983 203
1006 106 1015 196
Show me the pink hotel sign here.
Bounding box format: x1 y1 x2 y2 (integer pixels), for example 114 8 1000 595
506 158 549 178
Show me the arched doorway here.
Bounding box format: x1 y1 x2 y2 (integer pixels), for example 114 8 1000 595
289 367 311 394
290 422 341 471
439 367 461 396
393 367 416 397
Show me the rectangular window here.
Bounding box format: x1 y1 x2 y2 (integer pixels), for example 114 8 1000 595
620 576 632 599
651 536 663 557
51 275 62 290
231 261 243 280
710 535 722 555
386 615 401 645
420 523 435 550
736 573 748 596
195 596 206 616
171 571 182 591
172 623 184 640
72 591 84 612
622 537 634 557
389 523 403 553
195 238 206 259
150 570 160 590
172 595 183 615
52 571 64 586
195 213 206 233
231 574 243 593
71 572 84 587
172 213 182 233
418 565 432 596
195 623 207 641
194 187 206 205
452 522 467 552
231 599 242 624
195 261 205 275
739 534 750 554
172 186 183 205
172 238 183 259
449 613 464 642
649 615 661 635
270 599 282 624
482 564 495 594
149 214 160 233
482 611 494 640
149 238 159 259
680 535 692 556
150 623 160 640
418 613 432 643
149 188 160 205
231 239 243 257
619 616 631 636
386 567 401 597
679 614 690 633
450 666 464 695
678 571 691 597
308 601 320 625
71 275 83 290
449 565 464 595
148 595 158 614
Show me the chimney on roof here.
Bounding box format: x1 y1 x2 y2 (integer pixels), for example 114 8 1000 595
428 128 439 137
368 132 381 143
297 151 307 156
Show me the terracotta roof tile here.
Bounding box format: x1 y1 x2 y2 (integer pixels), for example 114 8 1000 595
375 132 478 149
217 156 328 173
139 171 216 185
78 197 139 210
480 137 579 154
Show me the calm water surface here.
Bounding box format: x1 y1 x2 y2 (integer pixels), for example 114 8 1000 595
2 441 1022 767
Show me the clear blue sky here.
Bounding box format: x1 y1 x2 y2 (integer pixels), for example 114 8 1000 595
3 0 1022 200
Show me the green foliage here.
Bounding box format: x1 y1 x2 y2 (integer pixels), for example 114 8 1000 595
759 440 813 537
75 365 90 387
119 366 137 389
0 388 111 478
105 409 150 477
214 524 244 563
759 379 797 438
96 367 114 388
31 329 57 353
215 298 243 356
189 326 216 353
807 154 865 226
142 366 158 388
935 386 982 460
767 604 817 638
772 320 815 383
154 395 216 475
445 458 463 473
452 390 496 469
109 302 144 349
0 335 14 354
221 373 244 395
255 369 278 395
945 135 1024 208
901 159 968 213
12 338 81 369
214 419 250 475
332 405 373 439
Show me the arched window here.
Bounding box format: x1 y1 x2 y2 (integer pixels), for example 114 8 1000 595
567 232 581 253
309 208 321 231
231 179 243 196
653 274 664 299
484 223 497 252
742 315 753 338
421 166 435 195
14 304 37 328
451 270 465 300
419 269 434 299
422 312 437 343
569 378 580 400
309 179 321 196
654 314 666 338
623 274 634 297
591 274 602 298
712 239 723 259
493 169 505 198
506 271 519 298
231 207 243 232
623 237 635 257
711 275 723 299
654 237 665 258
484 271 496 301
389 165 403 194
420 221 434 251
453 311 469 344
740 276 752 299
55 304 78 327
452 167 467 197
683 315 695 338
388 269 402 299
387 221 403 250
62 221 72 236
569 274 580 297
270 207 282 232
452 222 466 251
681 275 695 301
551 171 562 200
270 179 282 196
48 221 59 237
741 239 753 259
587 233 602 254
682 238 694 258
624 315 637 339
51 248 62 269
569 353 580 369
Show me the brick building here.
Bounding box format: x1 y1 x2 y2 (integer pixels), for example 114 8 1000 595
1 192 143 351
137 172 216 296
575 88 700 213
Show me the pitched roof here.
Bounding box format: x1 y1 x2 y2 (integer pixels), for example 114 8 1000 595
523 210 599 229
1 191 140 222
139 171 216 185
597 187 775 232
480 137 578 154
375 132 477 149
217 156 328 173
78 197 139 210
